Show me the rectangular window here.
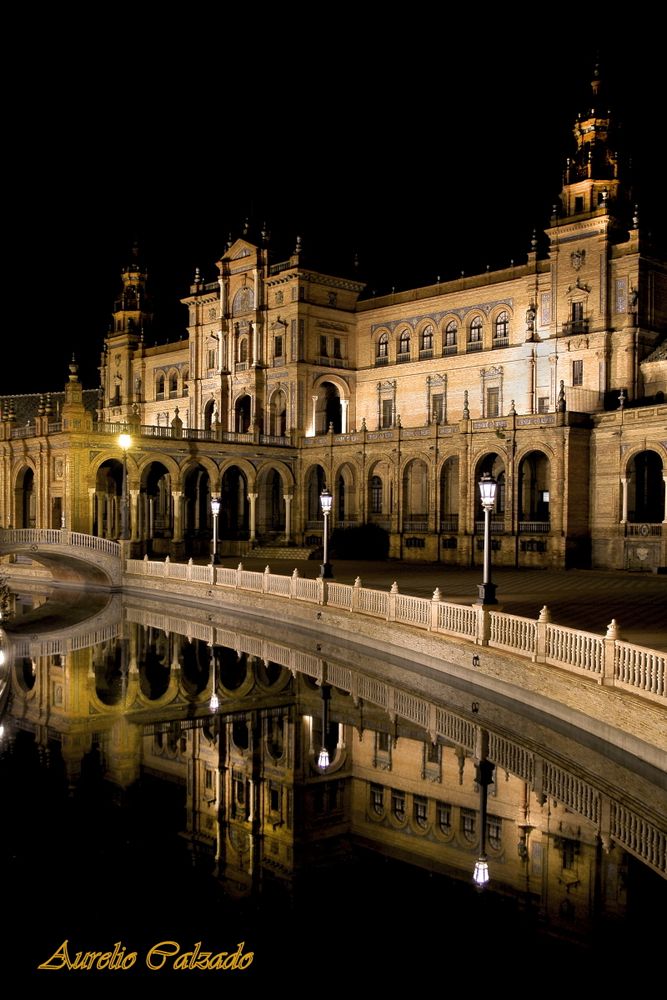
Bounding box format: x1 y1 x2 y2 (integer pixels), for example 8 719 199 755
486 387 500 418
538 396 550 413
571 301 584 322
615 278 627 314
377 731 390 752
438 802 452 833
274 335 283 360
204 768 213 790
270 785 280 812
382 398 393 428
333 337 342 359
320 335 328 357
207 349 216 370
540 292 552 326
572 359 583 386
431 393 444 425
562 839 577 870
427 742 440 764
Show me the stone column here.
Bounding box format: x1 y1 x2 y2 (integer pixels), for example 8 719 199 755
88 488 96 535
130 490 140 541
340 398 349 433
663 477 667 523
248 492 258 543
309 395 318 437
172 491 183 541
620 477 628 523
283 493 292 543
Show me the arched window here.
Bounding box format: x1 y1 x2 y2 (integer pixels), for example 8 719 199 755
370 475 383 514
156 374 165 399
182 369 189 396
168 372 178 397
444 320 457 354
238 338 248 364
398 329 411 360
494 311 509 344
420 325 433 357
376 333 389 361
469 316 483 343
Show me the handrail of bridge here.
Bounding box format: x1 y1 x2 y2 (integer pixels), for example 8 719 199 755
0 528 120 558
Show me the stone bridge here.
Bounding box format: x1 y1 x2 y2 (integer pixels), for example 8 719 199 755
0 529 122 587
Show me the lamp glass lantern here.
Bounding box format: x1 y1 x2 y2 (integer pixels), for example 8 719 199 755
210 495 221 564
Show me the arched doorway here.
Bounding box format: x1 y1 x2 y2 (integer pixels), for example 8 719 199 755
235 395 252 433
518 451 551 529
367 460 392 529
14 467 35 529
336 464 357 527
316 382 342 434
475 454 506 526
628 450 665 523
305 466 326 542
269 390 287 437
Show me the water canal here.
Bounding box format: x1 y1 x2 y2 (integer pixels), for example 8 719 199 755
1 582 665 989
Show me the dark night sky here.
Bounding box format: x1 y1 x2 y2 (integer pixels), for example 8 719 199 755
5 20 665 395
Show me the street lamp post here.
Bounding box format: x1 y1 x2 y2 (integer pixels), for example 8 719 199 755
210 496 221 565
118 432 132 541
473 730 495 889
319 486 333 579
477 471 498 605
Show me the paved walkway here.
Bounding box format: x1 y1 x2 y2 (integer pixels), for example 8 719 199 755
218 556 667 652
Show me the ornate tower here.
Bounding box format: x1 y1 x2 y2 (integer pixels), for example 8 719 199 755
101 244 152 421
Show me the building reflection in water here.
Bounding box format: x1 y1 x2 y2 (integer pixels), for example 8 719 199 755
1 594 665 981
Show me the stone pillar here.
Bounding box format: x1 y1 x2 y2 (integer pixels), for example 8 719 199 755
88 488 96 535
172 491 183 541
663 478 667 523
340 398 349 433
283 493 292 543
130 490 140 541
620 477 628 524
248 492 258 543
149 497 155 541
309 395 318 437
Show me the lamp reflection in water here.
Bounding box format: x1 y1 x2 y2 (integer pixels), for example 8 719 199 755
317 683 331 770
319 487 333 579
118 432 132 542
477 471 498 606
472 728 495 889
209 646 219 714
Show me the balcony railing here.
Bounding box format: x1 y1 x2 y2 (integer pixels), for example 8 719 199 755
419 348 433 360
492 336 509 349
396 352 411 364
403 518 428 531
519 520 550 533
442 344 457 356
440 515 459 531
466 340 483 352
475 519 505 534
375 355 389 366
626 523 663 537
562 319 590 336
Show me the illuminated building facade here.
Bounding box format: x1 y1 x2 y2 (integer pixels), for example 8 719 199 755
1 68 665 570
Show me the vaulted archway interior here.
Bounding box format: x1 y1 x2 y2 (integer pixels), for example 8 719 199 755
403 459 428 529
235 394 252 433
475 454 506 525
336 463 357 525
306 465 326 525
316 382 342 434
440 456 459 530
220 466 249 539
367 460 392 523
143 462 173 539
14 466 35 529
627 450 665 523
180 637 211 696
93 638 125 706
269 389 287 437
93 460 123 538
256 466 285 539
183 464 212 556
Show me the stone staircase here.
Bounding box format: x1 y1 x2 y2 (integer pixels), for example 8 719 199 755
248 545 318 561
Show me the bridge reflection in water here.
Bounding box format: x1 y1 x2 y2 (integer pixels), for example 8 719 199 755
1 592 665 984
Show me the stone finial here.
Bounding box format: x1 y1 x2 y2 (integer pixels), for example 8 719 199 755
194 267 201 283
354 576 361 588
537 605 551 623
37 394 45 416
530 229 538 252
69 355 79 380
509 399 516 415
618 389 626 410
632 204 639 228
390 581 399 594
264 565 270 575
462 390 470 420
294 235 302 255
557 380 566 412
432 587 442 601
605 619 620 640
292 568 300 579
45 392 53 416
237 562 243 571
